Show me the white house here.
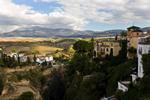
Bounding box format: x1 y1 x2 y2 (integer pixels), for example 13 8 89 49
118 81 130 92
45 56 53 62
36 56 53 65
10 53 27 63
137 35 150 78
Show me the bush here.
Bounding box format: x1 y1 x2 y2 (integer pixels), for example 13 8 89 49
0 76 4 95
17 91 34 100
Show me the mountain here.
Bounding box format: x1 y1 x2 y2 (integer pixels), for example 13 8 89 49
102 29 125 35
142 27 150 32
0 26 75 37
4 26 150 38
0 26 95 38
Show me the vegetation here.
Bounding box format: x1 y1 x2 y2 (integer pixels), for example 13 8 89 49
0 38 149 100
17 91 34 100
42 72 65 100
0 75 4 95
121 31 127 37
106 60 135 95
116 53 150 100
63 39 140 100
0 53 33 68
142 53 150 75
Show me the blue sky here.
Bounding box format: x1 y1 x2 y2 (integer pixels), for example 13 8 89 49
0 0 149 32
13 0 62 14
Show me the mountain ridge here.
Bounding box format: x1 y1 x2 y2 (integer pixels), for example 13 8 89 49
0 26 149 38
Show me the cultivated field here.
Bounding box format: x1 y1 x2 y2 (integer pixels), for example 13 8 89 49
0 37 77 54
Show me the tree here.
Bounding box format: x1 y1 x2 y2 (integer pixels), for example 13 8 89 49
116 53 150 100
118 40 128 63
27 57 31 65
42 73 65 100
0 75 4 95
116 86 141 100
128 47 137 59
74 73 106 100
73 40 93 55
106 60 134 96
121 31 127 37
33 54 36 65
142 53 150 75
65 40 106 100
17 55 20 66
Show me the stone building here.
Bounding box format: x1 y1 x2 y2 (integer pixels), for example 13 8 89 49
127 26 143 49
94 38 121 57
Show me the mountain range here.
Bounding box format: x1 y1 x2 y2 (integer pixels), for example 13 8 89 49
0 26 149 38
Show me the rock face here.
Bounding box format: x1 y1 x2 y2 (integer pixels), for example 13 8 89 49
1 80 42 100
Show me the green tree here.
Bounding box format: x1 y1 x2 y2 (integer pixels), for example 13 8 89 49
106 60 134 96
142 53 150 75
27 57 31 65
121 31 127 37
74 73 106 100
42 73 65 100
65 40 106 100
73 40 93 55
33 54 36 65
118 40 128 63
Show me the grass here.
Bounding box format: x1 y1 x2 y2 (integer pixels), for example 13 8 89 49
0 37 48 42
0 37 91 55
32 46 63 54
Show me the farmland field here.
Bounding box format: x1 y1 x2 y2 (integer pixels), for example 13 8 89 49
0 37 78 54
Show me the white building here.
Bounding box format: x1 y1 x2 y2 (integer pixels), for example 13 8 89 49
118 81 130 92
10 53 27 63
117 35 150 93
137 35 150 78
36 56 53 65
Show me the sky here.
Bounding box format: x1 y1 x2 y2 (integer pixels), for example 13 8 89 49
0 0 150 33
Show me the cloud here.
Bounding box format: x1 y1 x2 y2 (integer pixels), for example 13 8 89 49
0 0 150 33
36 0 150 24
0 0 85 33
57 0 150 24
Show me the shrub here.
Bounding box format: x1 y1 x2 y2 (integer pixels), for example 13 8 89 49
17 91 34 100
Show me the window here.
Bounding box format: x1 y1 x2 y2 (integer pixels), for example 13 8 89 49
111 48 113 52
138 47 142 55
111 43 113 46
106 48 109 52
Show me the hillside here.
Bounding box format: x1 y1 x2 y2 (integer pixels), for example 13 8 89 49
0 26 125 38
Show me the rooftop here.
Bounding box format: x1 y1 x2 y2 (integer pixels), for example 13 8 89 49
127 26 140 30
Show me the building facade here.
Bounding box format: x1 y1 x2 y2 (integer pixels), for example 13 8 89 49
127 26 143 49
95 39 121 57
137 35 150 78
118 81 130 92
